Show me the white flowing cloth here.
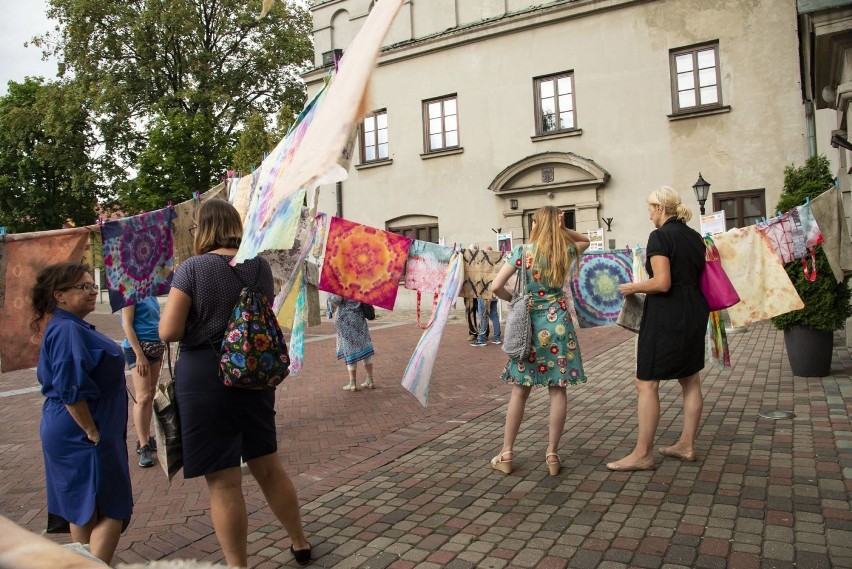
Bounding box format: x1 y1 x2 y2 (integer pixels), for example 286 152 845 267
401 251 464 406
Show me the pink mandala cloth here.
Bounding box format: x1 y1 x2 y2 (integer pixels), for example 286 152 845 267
318 217 411 311
102 207 176 312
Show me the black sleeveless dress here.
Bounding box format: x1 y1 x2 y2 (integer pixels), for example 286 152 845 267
637 218 709 380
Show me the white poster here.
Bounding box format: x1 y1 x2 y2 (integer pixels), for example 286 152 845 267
700 211 726 236
588 228 605 251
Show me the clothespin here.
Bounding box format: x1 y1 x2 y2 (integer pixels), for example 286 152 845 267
97 217 104 230
805 196 810 206
192 191 200 204
0 227 6 242
167 200 173 209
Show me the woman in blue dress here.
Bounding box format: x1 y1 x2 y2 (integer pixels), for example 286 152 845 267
489 206 590 476
32 262 132 564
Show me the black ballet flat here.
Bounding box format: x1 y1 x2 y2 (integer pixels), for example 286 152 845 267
290 544 312 566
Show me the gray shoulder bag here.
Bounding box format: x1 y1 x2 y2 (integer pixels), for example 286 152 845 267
501 248 533 361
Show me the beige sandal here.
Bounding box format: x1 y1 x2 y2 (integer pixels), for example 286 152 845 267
361 377 375 389
343 380 358 392
490 451 513 474
545 452 561 476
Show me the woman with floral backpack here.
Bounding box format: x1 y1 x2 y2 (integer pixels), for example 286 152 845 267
159 199 311 566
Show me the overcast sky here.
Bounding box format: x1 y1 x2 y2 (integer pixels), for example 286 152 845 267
0 0 59 95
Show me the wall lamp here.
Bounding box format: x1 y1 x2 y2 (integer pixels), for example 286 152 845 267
509 199 519 210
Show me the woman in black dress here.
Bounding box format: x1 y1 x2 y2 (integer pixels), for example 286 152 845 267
159 200 310 566
607 186 709 471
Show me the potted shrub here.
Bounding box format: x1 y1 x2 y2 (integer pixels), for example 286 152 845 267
771 155 852 377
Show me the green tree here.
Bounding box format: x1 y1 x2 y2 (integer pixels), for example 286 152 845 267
771 155 852 332
231 111 273 174
0 78 100 232
34 0 312 209
120 109 229 214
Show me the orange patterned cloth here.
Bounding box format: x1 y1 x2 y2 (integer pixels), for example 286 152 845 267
0 229 90 372
318 217 411 311
712 226 804 328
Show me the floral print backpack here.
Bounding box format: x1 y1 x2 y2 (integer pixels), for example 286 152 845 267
219 260 290 389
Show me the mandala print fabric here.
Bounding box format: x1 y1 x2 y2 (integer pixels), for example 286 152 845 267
318 217 411 311
404 240 455 293
102 207 176 312
569 250 634 328
460 249 505 299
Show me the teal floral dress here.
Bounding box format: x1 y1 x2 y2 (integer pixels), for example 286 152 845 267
501 244 587 388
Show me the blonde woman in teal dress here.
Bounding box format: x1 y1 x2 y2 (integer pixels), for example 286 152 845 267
489 206 590 476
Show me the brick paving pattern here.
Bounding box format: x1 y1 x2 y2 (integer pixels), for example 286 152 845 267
1 304 850 568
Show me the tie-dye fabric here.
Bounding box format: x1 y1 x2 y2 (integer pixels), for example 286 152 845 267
234 0 404 263
786 208 809 261
230 174 253 222
172 183 228 270
272 212 324 316
757 216 796 264
706 311 731 369
287 266 307 375
460 248 505 299
404 240 455 293
260 207 312 295
810 186 852 283
0 228 90 372
318 217 411 311
233 81 331 263
713 226 804 327
402 251 464 406
569 250 634 328
796 201 823 249
102 207 176 312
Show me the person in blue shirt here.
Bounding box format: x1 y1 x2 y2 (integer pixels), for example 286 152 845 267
31 262 132 564
120 296 164 468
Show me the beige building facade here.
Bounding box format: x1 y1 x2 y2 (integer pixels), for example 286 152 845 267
305 0 808 305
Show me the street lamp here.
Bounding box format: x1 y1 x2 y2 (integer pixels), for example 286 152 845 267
692 173 710 215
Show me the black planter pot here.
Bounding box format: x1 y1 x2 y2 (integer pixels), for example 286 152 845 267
783 326 833 377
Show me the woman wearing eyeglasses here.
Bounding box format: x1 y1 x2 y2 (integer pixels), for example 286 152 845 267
31 262 132 564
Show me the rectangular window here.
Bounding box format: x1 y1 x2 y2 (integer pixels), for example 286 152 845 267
360 110 389 163
534 72 576 134
713 190 765 230
422 96 459 152
389 224 439 243
670 43 722 113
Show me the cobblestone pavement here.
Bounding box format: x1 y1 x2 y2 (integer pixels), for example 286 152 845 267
1 307 851 568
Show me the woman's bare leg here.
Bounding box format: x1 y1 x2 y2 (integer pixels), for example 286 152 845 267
247 453 309 551
205 466 248 567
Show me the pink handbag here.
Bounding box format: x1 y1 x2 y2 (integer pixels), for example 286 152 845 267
700 236 740 311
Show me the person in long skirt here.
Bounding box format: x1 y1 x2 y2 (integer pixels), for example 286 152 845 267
328 295 376 391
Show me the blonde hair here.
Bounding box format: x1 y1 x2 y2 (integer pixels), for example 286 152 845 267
194 199 243 255
528 206 579 287
648 186 692 222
